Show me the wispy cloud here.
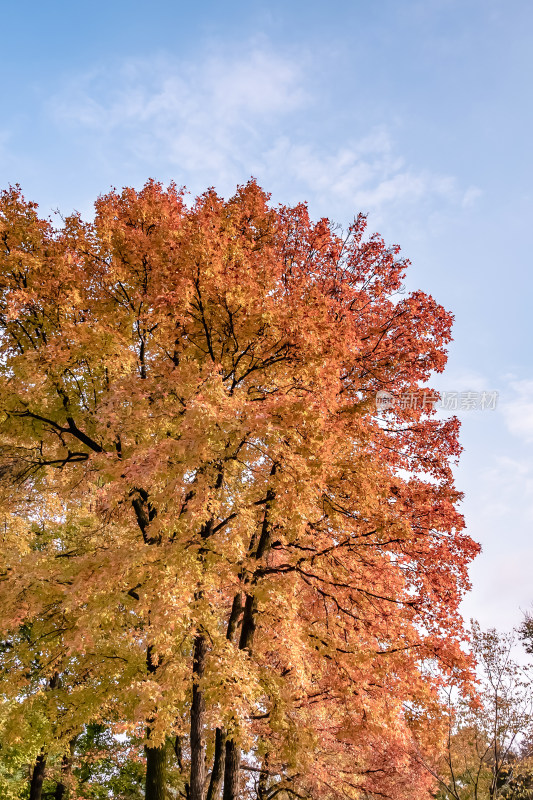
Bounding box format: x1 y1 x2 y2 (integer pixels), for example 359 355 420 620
461 185 483 208
459 449 533 629
50 44 467 223
259 132 458 211
51 48 307 187
55 50 307 130
501 380 533 442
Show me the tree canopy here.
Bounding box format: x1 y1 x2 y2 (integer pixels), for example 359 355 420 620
0 179 479 800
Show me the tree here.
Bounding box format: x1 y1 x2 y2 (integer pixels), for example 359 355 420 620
0 179 478 800
432 625 533 800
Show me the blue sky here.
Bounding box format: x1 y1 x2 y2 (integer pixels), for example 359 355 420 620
2 0 532 631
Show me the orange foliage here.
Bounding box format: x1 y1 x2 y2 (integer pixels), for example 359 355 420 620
0 180 478 799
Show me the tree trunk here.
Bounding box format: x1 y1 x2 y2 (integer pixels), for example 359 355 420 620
190 634 208 800
131 495 167 800
238 593 257 653
54 736 76 800
223 480 276 800
222 739 240 800
226 593 243 642
54 770 66 800
145 641 167 800
206 727 226 800
29 751 47 800
145 743 167 800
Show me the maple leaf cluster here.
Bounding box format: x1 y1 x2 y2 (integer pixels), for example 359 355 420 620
0 180 479 800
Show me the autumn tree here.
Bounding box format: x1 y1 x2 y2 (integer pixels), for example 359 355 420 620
431 625 533 800
0 179 478 800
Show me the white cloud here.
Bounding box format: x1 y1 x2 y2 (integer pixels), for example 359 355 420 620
458 449 533 630
501 380 533 442
462 546 533 633
260 133 457 213
55 50 306 130
51 48 307 187
462 185 483 208
49 45 466 224
477 454 533 519
432 368 491 394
